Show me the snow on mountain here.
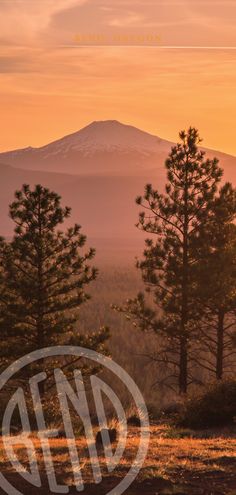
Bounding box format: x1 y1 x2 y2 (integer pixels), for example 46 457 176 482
0 120 173 175
0 119 236 180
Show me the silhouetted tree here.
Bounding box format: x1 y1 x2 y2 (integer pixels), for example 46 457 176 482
0 236 11 372
116 128 223 394
0 184 109 388
193 183 236 380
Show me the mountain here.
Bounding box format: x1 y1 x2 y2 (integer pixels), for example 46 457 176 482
0 120 175 175
1 120 236 180
1 121 236 262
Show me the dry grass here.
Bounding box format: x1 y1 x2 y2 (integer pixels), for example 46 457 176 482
1 425 236 494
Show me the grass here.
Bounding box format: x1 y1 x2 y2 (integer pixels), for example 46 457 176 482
1 425 236 494
1 264 236 493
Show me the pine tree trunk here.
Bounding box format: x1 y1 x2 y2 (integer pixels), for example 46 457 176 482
180 245 188 394
179 168 189 395
216 310 224 380
179 335 188 394
37 198 45 398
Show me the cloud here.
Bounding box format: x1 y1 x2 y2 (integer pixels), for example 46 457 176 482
0 0 235 48
109 14 144 27
0 0 85 46
0 54 38 73
0 0 235 78
46 0 236 47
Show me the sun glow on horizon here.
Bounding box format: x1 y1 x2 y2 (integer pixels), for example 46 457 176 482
0 1 236 156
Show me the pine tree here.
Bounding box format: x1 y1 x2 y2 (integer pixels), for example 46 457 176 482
194 183 236 380
0 236 10 372
0 184 109 383
117 128 223 394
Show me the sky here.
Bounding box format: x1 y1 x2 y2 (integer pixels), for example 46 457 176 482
0 0 236 155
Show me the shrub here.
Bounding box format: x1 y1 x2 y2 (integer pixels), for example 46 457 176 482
161 401 183 418
95 428 117 447
146 402 161 421
163 427 193 439
175 380 236 429
127 415 141 427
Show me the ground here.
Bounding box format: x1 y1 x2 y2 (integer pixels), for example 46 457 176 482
1 425 236 495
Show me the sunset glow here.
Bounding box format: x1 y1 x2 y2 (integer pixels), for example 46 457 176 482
0 0 236 154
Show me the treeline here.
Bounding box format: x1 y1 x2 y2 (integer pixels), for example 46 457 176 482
115 128 236 394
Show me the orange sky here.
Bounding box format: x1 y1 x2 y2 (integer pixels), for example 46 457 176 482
0 0 236 155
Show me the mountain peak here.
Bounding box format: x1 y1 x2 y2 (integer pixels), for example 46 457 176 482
0 120 171 175
88 119 122 127
79 119 129 136
79 119 153 135
31 119 163 159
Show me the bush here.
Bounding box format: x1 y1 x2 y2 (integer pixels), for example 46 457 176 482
146 402 161 421
161 401 183 418
175 380 236 429
163 427 194 439
127 415 141 427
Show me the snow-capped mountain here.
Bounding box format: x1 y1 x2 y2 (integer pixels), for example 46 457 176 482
1 120 235 179
40 120 166 153
0 120 173 175
1 121 236 251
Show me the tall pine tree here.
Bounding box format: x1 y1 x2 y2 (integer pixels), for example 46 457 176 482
194 183 236 380
117 128 222 394
0 184 109 379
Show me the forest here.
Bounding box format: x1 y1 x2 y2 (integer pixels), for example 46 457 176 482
1 128 236 495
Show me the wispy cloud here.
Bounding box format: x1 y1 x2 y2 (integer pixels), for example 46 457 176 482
0 0 235 48
0 0 85 46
